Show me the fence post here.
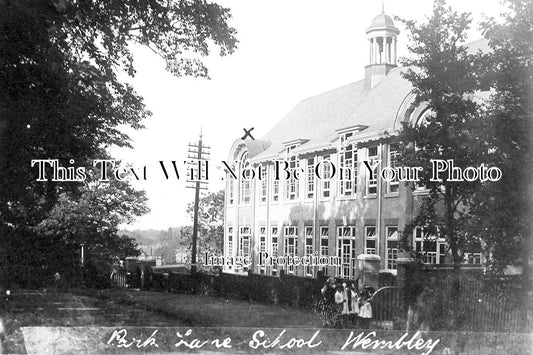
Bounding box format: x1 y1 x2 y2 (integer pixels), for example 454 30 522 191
357 254 381 291
397 256 420 331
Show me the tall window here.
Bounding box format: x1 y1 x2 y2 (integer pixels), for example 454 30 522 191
284 226 298 274
285 145 299 200
320 226 329 276
271 226 279 275
365 226 377 254
260 164 268 203
386 226 399 269
226 227 234 270
337 226 357 279
239 226 251 271
272 165 280 202
227 227 234 255
259 227 266 274
388 143 399 194
228 177 235 205
305 226 314 277
306 158 315 199
240 152 251 204
320 156 332 199
414 227 447 264
339 132 357 196
367 146 379 195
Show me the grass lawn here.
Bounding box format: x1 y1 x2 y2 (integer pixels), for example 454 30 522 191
83 288 322 328
0 288 321 353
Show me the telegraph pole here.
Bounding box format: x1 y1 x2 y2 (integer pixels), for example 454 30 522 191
186 129 210 274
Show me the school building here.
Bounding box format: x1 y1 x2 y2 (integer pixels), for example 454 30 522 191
222 10 484 279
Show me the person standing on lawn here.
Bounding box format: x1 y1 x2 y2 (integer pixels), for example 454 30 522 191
348 283 360 327
341 282 353 327
334 284 345 328
319 276 337 327
54 272 61 291
358 286 373 329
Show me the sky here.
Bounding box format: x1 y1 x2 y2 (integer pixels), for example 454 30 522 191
111 0 506 231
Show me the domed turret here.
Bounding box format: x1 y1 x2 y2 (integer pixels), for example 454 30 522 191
364 8 400 90
370 12 396 29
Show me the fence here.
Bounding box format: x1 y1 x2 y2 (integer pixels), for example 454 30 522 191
417 275 528 332
149 270 325 309
144 266 530 332
370 286 405 329
110 269 127 288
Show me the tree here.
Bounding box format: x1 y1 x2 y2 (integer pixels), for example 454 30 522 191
186 190 224 257
153 227 191 265
396 0 484 268
467 0 532 307
35 173 148 287
0 0 237 283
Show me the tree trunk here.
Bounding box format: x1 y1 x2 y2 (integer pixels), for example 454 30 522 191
445 185 460 329
445 185 460 270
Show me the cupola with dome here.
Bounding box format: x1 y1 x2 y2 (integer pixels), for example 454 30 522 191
364 7 400 90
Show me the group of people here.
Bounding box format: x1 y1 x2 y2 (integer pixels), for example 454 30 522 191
317 276 373 328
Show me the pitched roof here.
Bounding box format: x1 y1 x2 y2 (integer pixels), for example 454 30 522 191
250 39 489 162
251 67 413 162
251 80 367 161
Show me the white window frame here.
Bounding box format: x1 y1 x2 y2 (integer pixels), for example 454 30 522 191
284 226 298 274
386 226 399 269
366 146 379 195
239 153 251 205
306 157 315 199
272 165 280 203
464 252 482 265
259 226 267 274
305 226 314 277
387 143 400 194
271 226 279 275
319 155 332 199
260 164 268 203
336 226 357 280
239 226 251 271
365 226 377 254
413 227 447 264
226 226 234 270
320 226 329 276
227 175 235 205
285 145 300 201
339 132 357 197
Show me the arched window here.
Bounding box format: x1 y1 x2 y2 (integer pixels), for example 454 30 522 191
415 108 433 127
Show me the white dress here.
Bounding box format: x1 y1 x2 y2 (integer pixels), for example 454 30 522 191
350 291 360 315
359 300 372 318
342 289 358 315
335 291 344 305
